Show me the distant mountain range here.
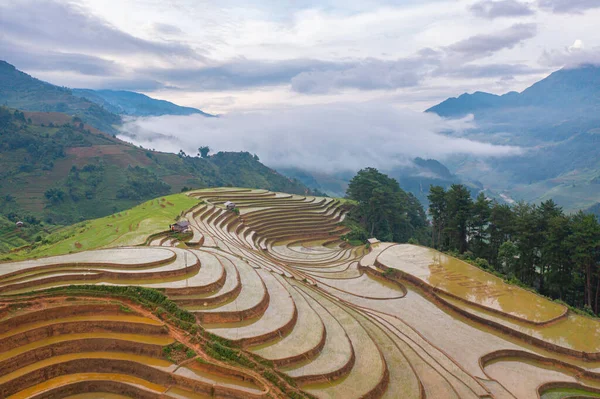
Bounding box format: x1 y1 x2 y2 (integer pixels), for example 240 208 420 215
427 64 600 213
427 64 600 122
72 89 213 118
0 60 121 133
0 60 212 133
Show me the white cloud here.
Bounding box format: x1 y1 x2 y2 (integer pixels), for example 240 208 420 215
568 39 584 51
118 103 522 173
540 40 600 67
3 0 600 113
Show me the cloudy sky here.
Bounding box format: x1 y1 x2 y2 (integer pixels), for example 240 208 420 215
2 0 599 174
3 0 600 114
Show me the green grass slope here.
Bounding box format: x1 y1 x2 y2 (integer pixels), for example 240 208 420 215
0 193 198 261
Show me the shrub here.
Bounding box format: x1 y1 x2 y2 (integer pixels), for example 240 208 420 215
474 258 490 270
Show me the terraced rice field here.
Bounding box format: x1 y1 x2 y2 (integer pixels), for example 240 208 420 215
1 187 600 398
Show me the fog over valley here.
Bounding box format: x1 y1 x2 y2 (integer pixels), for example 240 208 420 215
118 104 523 173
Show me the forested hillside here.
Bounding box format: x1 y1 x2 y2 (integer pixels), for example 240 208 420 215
0 107 308 247
342 168 430 245
427 64 600 213
428 184 600 315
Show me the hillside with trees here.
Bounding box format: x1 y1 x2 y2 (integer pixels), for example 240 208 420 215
343 168 430 245
428 184 600 316
0 106 309 250
427 64 600 213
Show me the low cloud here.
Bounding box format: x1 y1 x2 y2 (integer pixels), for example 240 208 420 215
0 42 124 76
290 59 429 94
139 58 343 91
152 23 184 36
118 103 523 173
470 1 535 19
434 63 544 78
447 23 538 59
540 41 600 67
538 0 600 14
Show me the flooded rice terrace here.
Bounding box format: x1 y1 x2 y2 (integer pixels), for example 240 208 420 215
1 188 599 399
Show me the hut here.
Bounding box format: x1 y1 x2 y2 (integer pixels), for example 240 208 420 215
170 220 190 233
15 221 24 228
224 201 236 211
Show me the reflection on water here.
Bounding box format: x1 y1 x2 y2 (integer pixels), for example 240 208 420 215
0 314 164 340
541 387 600 399
0 332 174 362
6 372 167 399
176 362 263 394
378 245 566 323
440 292 600 352
64 394 130 399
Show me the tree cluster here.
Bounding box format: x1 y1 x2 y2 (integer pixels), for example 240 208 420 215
116 166 171 200
428 184 600 315
345 168 429 244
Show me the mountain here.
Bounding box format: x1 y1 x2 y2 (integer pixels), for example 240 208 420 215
72 89 213 117
0 107 309 229
427 64 600 121
427 64 600 212
0 61 121 133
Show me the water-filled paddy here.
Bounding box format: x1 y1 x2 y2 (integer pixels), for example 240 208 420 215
541 387 600 399
0 247 176 277
64 394 131 399
439 292 600 353
5 189 600 399
377 244 566 323
6 373 169 399
175 363 263 394
0 314 164 340
485 357 600 399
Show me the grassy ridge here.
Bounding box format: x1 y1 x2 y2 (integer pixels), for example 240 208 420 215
1 193 198 261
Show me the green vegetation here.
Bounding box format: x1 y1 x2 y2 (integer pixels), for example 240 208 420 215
1 193 198 261
116 166 171 200
0 106 309 251
163 341 195 363
429 184 600 315
343 168 430 244
541 387 600 399
0 214 54 253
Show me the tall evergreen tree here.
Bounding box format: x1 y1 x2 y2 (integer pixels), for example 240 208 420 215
427 186 446 250
427 185 600 315
469 192 491 259
445 184 472 254
569 212 600 310
346 168 429 244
